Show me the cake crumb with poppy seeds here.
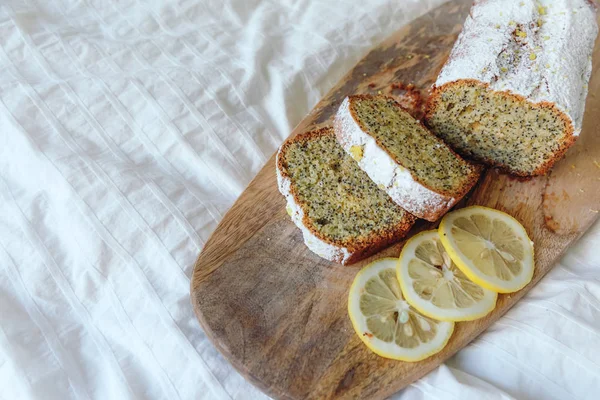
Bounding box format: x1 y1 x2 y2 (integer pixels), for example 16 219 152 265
426 0 598 177
276 127 415 265
334 95 481 221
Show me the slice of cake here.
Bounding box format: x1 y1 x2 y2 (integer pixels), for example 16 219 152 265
426 0 598 176
334 95 481 222
276 127 415 265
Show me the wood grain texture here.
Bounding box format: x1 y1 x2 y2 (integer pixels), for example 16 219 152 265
191 1 600 399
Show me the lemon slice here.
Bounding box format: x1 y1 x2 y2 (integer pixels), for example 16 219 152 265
397 231 497 322
439 206 535 293
348 258 454 361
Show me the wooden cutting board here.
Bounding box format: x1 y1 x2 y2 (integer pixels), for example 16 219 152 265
191 1 600 398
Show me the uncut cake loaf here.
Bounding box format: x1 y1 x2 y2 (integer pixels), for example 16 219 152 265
276 127 415 265
426 0 598 176
334 95 481 222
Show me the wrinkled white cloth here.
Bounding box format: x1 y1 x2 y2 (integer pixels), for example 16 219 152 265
1 0 599 399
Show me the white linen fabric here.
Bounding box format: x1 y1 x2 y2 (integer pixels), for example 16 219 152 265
1 0 599 399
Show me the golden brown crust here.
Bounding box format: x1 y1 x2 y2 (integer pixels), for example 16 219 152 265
345 94 483 199
277 127 415 265
425 79 576 177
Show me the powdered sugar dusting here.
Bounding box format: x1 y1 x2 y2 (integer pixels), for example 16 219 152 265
436 0 598 135
276 148 352 264
333 96 457 221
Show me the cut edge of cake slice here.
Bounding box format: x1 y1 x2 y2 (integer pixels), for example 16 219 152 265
334 95 482 222
425 79 575 176
276 127 415 265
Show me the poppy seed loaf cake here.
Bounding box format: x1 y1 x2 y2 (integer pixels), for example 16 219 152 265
426 0 598 176
276 127 415 265
334 95 482 222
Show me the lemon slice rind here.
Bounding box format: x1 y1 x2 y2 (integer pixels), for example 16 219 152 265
348 258 454 362
439 206 535 294
397 231 497 322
